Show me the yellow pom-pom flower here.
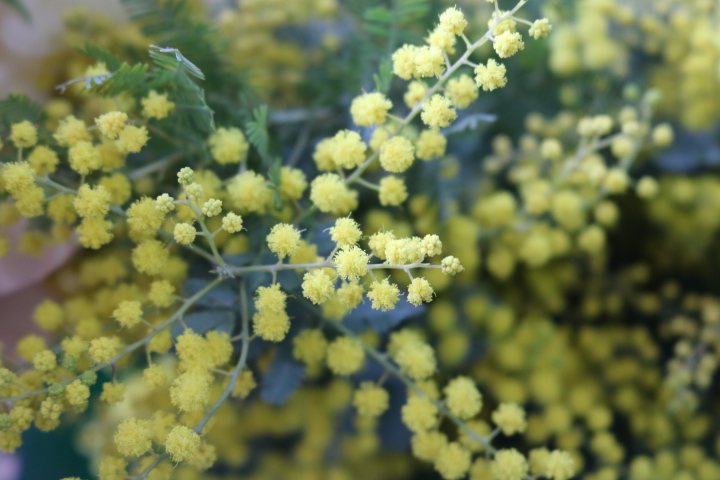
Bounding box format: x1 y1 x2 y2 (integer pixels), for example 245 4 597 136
329 217 362 247
350 92 392 126
141 90 175 119
95 112 128 139
379 176 409 206
434 442 471 480
267 223 302 259
401 395 438 432
11 121 38 148
407 277 434 306
475 59 507 91
114 418 151 457
310 173 358 215
326 336 365 375
334 246 370 281
74 184 111 218
165 425 200 462
174 223 197 245
353 382 389 417
302 269 335 305
492 449 529 480
222 212 244 233
209 127 249 164
112 300 143 328
492 403 527 436
444 376 482 419
421 95 456 130
494 31 525 58
379 136 415 173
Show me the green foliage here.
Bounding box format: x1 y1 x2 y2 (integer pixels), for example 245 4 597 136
74 43 122 71
246 106 270 164
267 158 283 211
0 94 46 127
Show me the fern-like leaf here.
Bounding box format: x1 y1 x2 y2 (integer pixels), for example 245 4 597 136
246 105 270 164
74 43 122 71
0 94 46 127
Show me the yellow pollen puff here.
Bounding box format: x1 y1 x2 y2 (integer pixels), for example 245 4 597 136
33 299 64 331
95 111 128 139
54 115 91 147
446 75 479 109
407 277 434 306
77 217 114 249
334 246 370 281
132 239 169 275
293 328 328 366
438 7 467 36
392 44 419 80
170 369 212 412
141 90 175 119
68 141 102 175
312 138 337 171
231 369 256 399
379 176 408 206
492 403 527 436
32 350 57 372
165 425 201 462
421 95 457 130
404 81 427 108
112 300 143 328
427 27 457 54
302 269 335 304
279 167 307 200
444 376 482 419
208 127 249 164
604 168 629 194
434 442 472 480
27 145 60 175
492 449 529 480
65 379 90 406
310 173 358 215
88 336 122 363
475 59 507 91
337 281 364 309
529 18 553 40
421 234 442 257
11 121 38 148
353 382 389 417
412 430 448 462
202 198 222 217
74 184 111 218
267 223 302 259
379 136 415 173
329 217 362 247
441 256 464 275
1 161 36 196
401 395 438 432
367 278 400 311
114 418 152 457
652 123 674 147
143 364 168 388
115 125 149 154
544 450 576 480
330 130 367 169
636 176 658 199
350 92 393 126
228 170 272 214
395 341 436 380
413 46 446 78
100 382 126 405
222 212 244 233
326 336 365 375
494 31 525 58
155 193 175 213
577 224 606 255
174 223 197 245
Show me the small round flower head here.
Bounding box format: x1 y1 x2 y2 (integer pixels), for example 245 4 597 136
177 167 195 186
578 224 606 255
112 300 143 328
441 256 464 275
330 217 362 247
165 425 200 462
68 141 102 175
88 336 121 363
529 18 552 40
116 125 149 154
446 74 478 109
141 90 175 119
170 369 212 411
54 116 90 147
26 145 59 176
353 382 389 417
222 212 244 233
392 44 419 80
367 278 400 311
209 127 249 164
604 168 629 194
185 182 204 201
379 176 409 206
494 31 524 58
293 329 328 366
421 95 456 130
232 369 256 399
1 162 35 196
544 450 575 480
310 173 358 215
312 138 337 171
11 121 38 148
414 46 445 78
114 418 151 457
155 193 175 213
143 364 168 389
396 341 436 380
636 176 658 199
132 239 169 275
475 59 507 91
438 7 467 36
202 198 222 217
330 130 367 169
74 184 111 218
434 442 471 480
427 27 457 54
401 395 438 432
408 277 434 306
255 283 287 314
421 234 442 257
279 167 307 200
492 403 527 436
95 112 128 139
302 269 335 305
350 92 393 126
174 223 197 245
404 80 427 108
267 223 302 259
492 449 529 480
611 135 634 158
77 217 114 249
337 281 364 309
540 138 563 160
652 123 674 147
444 376 482 419
412 430 448 462
100 381 126 405
334 246 370 281
380 136 415 173
33 350 57 372
326 337 365 375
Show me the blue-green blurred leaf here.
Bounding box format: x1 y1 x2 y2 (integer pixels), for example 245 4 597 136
171 309 235 338
261 346 305 405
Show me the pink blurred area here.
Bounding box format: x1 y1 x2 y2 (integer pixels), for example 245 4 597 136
0 221 76 356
